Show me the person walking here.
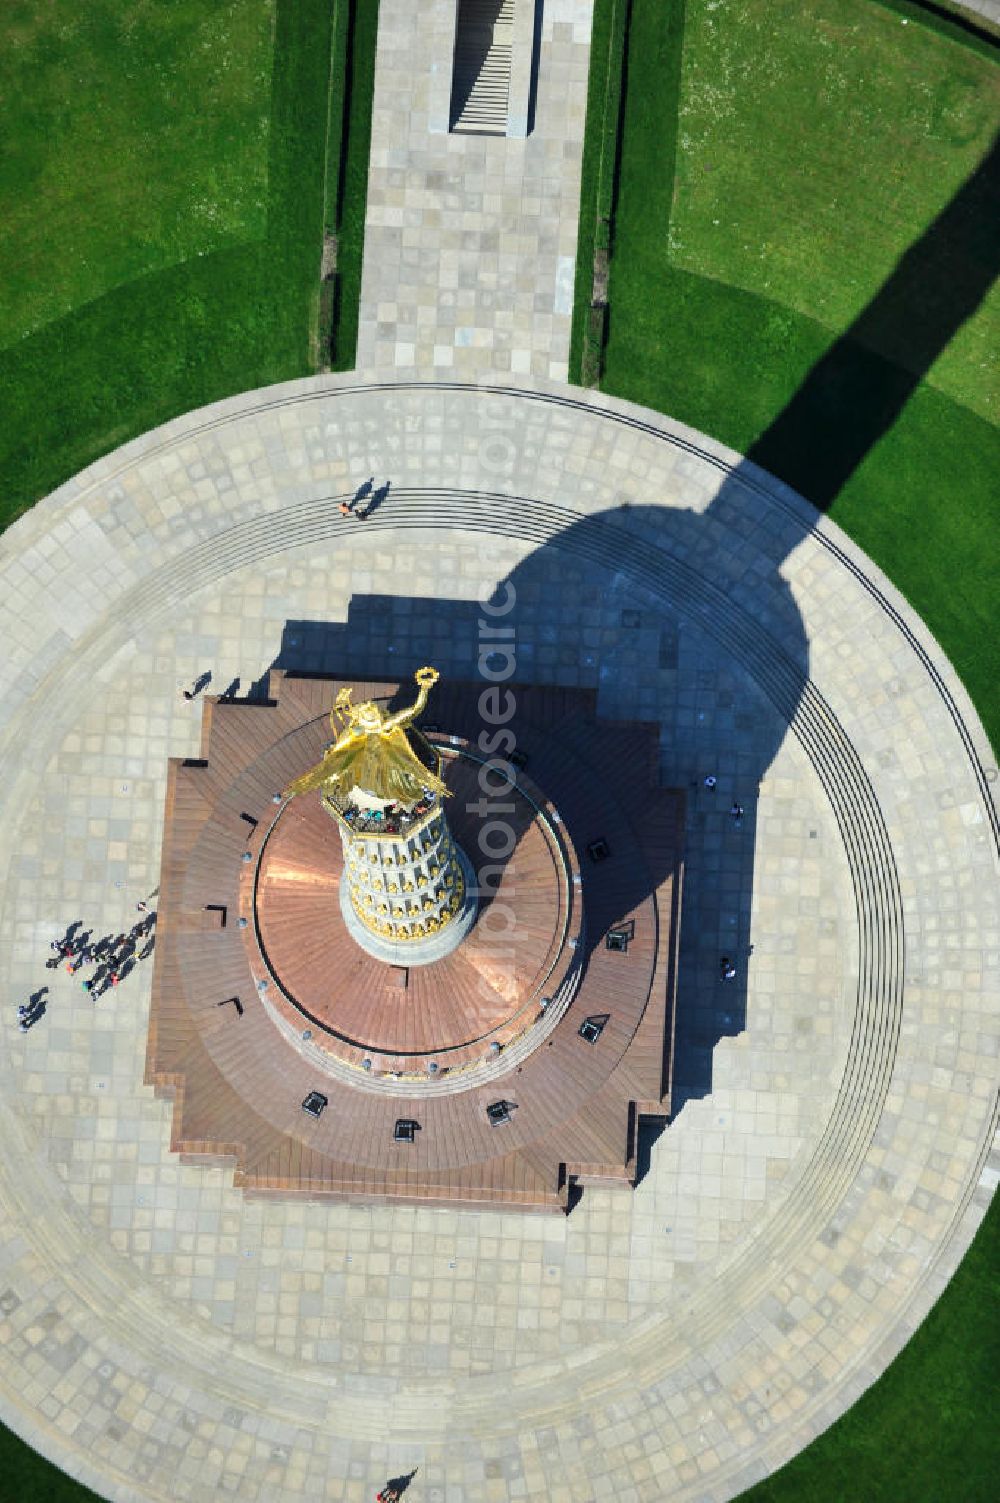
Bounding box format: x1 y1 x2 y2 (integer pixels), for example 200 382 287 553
19 993 47 1030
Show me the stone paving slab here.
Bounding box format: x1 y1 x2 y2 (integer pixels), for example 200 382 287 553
356 1 593 380
0 375 996 1503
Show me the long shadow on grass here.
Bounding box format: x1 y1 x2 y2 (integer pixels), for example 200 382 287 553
748 133 1000 510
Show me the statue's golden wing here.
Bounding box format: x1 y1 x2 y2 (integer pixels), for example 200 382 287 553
378 728 451 800
283 754 341 798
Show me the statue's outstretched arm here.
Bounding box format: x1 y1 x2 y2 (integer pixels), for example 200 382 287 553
381 666 439 733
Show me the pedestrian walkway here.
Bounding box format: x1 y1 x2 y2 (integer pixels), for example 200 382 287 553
355 0 593 378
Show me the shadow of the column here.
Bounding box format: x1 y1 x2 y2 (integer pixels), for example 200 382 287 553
225 134 999 1122
748 134 999 510
252 471 809 1113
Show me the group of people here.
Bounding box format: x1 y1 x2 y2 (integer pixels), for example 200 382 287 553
337 477 389 522
18 903 158 1030
342 790 437 836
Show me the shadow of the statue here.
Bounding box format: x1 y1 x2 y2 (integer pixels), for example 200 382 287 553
245 472 810 1125
232 133 1000 1153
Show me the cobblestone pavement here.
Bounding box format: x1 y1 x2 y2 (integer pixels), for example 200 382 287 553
0 376 996 1502
356 0 592 379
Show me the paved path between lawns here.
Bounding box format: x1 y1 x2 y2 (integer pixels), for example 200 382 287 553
0 373 996 1503
355 0 593 380
954 0 1000 27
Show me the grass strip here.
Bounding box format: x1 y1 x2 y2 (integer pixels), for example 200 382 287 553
265 0 339 365
666 2 999 420
317 0 354 367
324 0 354 239
569 0 631 384
330 0 381 372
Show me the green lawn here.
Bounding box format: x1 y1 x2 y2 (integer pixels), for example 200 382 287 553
0 0 273 351
591 0 1000 751
0 0 377 532
574 0 1000 1497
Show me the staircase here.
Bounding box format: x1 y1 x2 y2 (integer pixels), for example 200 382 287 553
450 0 515 135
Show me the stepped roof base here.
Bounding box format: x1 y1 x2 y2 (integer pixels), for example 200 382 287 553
146 673 684 1212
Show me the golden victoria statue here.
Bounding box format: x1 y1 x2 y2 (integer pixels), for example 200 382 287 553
284 667 450 803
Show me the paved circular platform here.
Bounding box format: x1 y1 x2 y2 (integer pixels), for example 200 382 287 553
0 374 996 1503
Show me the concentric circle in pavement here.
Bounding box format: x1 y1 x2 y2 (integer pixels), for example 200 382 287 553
0 375 996 1502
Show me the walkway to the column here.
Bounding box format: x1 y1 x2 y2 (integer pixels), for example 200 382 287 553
356 0 593 380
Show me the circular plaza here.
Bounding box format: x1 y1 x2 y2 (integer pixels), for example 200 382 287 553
0 375 996 1502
